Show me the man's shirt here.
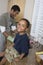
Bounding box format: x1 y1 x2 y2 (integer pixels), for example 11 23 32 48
0 12 16 52
0 12 16 32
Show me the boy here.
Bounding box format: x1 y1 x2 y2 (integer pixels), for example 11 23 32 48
0 18 30 65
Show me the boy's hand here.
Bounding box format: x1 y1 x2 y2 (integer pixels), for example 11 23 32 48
14 58 20 62
7 43 14 49
14 53 25 62
19 53 25 60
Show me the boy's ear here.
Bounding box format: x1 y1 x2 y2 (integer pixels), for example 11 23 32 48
25 28 28 31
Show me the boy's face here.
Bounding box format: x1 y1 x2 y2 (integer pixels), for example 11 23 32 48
10 10 19 19
17 20 27 33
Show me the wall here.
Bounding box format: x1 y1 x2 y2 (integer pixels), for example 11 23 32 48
0 0 8 15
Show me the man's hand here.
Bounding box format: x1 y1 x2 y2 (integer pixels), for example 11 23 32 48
0 52 5 57
3 31 9 37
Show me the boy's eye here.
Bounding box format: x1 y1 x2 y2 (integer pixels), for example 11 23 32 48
17 23 25 27
22 25 25 27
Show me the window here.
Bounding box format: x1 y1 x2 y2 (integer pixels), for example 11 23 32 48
30 0 43 45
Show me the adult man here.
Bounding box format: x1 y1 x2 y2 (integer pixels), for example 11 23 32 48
0 5 20 32
0 5 20 54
